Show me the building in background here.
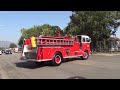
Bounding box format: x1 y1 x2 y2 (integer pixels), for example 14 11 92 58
110 37 120 51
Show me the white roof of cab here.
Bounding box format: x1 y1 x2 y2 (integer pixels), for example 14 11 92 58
80 35 90 38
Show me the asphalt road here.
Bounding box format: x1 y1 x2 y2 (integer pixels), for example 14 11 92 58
0 53 120 79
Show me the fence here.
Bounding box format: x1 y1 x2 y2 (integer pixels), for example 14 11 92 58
91 37 120 52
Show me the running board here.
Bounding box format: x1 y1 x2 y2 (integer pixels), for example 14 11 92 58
64 55 82 58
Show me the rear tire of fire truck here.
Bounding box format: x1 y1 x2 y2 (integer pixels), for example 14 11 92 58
81 50 89 60
51 52 63 66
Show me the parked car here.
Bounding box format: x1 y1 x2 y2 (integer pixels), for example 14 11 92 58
0 50 2 55
2 50 5 53
14 48 18 53
5 49 12 54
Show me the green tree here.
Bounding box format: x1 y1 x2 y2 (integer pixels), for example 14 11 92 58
18 36 24 47
0 47 2 50
9 43 17 48
0 47 5 50
18 24 63 47
64 11 120 51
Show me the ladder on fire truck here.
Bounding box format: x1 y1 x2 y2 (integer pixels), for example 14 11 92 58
36 37 74 46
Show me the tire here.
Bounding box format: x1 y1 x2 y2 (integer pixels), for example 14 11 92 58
81 51 89 60
51 52 62 66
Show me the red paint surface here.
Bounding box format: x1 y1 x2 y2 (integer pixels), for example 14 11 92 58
23 35 91 61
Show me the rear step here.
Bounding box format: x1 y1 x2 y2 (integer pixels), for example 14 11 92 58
24 52 37 59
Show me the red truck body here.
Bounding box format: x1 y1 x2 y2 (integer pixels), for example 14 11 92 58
21 34 91 66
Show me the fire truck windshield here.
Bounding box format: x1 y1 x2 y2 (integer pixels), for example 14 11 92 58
81 35 91 43
75 35 91 43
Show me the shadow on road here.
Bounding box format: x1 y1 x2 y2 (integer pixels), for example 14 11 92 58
15 58 82 69
67 76 86 79
63 58 79 63
15 61 52 69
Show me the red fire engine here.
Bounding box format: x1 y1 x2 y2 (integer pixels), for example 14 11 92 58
21 31 91 66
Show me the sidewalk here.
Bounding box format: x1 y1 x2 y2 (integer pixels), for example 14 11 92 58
92 52 120 56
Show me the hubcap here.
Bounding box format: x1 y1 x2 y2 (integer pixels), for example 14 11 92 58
83 52 88 58
55 55 61 64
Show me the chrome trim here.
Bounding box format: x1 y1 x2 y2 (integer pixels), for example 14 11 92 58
64 55 82 58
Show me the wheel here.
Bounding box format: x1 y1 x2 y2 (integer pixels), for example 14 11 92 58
51 52 62 66
81 51 89 60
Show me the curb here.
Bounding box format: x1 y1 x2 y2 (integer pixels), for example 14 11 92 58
92 53 120 56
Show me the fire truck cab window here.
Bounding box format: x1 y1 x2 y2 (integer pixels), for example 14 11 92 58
86 38 90 42
82 37 86 42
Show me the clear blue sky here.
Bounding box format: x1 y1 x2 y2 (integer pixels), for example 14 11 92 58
0 11 120 44
0 11 72 43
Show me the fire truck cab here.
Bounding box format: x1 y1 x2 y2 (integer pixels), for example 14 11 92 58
21 34 91 66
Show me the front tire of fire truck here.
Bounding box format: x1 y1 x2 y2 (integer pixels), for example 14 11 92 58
81 50 89 60
51 52 63 66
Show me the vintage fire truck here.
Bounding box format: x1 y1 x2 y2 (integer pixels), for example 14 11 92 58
21 31 91 66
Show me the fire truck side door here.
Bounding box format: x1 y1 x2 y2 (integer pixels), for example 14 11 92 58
81 36 90 51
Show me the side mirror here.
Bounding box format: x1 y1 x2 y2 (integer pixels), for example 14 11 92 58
89 38 91 43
